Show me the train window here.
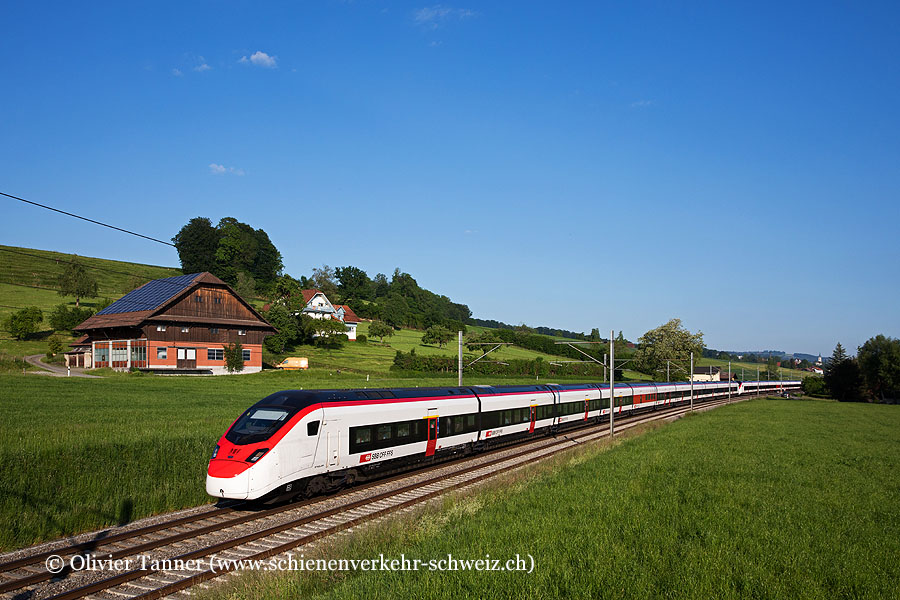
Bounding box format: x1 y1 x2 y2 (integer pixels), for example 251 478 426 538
355 428 372 445
503 411 512 426
397 423 410 438
307 421 320 436
377 425 392 441
466 414 476 430
226 407 292 445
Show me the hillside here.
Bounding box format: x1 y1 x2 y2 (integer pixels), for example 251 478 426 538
0 245 182 357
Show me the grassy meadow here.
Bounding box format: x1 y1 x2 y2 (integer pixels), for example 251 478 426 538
207 399 900 600
0 367 609 551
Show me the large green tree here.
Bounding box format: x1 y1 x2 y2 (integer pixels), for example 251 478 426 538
57 259 98 307
633 318 704 379
173 216 283 290
335 266 372 301
368 320 394 344
172 217 219 274
824 343 863 401
857 335 900 403
422 325 454 349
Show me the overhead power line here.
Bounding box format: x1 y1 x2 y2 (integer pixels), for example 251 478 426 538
1 191 176 247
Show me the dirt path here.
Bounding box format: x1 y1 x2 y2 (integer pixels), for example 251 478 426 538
24 354 102 378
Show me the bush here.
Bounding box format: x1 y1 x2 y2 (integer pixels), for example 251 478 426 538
802 376 828 397
49 304 94 332
2 306 43 340
223 342 244 373
356 334 367 343
47 336 64 359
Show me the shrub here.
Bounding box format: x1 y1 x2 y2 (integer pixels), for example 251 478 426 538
223 342 244 373
2 306 43 340
356 334 367 343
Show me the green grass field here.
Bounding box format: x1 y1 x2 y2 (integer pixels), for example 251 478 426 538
206 399 900 600
0 367 613 551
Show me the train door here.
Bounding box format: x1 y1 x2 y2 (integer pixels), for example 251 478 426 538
584 398 589 421
327 429 340 467
529 405 536 433
425 415 439 456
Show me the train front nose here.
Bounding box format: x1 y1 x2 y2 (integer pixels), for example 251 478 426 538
206 459 251 499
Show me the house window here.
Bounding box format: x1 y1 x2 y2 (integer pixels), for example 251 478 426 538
208 348 224 361
194 295 202 302
157 347 167 360
181 327 190 333
95 346 109 362
209 328 219 334
214 296 222 304
242 349 251 362
111 346 127 362
156 325 166 332
131 346 147 363
238 329 246 336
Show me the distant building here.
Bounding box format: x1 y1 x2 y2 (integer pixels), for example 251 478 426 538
298 289 360 341
74 272 276 374
692 366 733 382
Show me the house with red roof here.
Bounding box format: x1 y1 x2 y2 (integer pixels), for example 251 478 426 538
74 272 276 374
298 290 360 340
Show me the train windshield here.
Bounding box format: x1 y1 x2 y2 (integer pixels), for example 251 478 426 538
225 407 293 445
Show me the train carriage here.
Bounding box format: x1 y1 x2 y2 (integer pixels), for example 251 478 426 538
208 377 803 501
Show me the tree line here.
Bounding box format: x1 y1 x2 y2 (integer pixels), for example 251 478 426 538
805 337 900 403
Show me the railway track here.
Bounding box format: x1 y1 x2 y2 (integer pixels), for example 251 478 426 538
0 395 742 600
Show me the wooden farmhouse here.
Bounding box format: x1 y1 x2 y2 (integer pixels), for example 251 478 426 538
73 272 276 374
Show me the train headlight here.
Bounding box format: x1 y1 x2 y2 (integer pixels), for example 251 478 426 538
247 448 269 463
212 444 220 459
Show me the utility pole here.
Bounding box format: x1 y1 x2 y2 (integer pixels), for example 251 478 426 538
609 329 615 437
667 360 670 382
757 365 760 397
603 353 607 383
458 331 463 386
728 361 732 402
690 351 694 412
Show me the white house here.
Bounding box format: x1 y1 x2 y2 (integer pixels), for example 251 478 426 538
299 289 360 341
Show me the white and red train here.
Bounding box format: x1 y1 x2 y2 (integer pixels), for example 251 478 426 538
206 378 801 501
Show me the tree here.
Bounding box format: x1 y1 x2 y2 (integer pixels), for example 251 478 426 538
49 304 94 332
57 259 98 307
223 342 244 373
172 217 219 274
2 306 43 340
422 325 454 349
335 266 372 301
466 331 501 356
380 294 409 329
824 343 862 401
307 318 348 348
233 271 257 300
632 318 704 378
368 320 394 344
263 304 300 353
590 328 601 342
47 335 63 358
310 264 340 300
857 335 900 403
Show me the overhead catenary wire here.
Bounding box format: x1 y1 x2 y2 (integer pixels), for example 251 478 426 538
1 191 176 247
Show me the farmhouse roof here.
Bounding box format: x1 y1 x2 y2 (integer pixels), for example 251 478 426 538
693 367 721 374
335 305 360 323
74 272 275 332
301 289 324 303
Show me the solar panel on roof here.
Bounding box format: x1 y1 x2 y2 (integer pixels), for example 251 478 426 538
96 273 199 315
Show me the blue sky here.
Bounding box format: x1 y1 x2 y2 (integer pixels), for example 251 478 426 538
2 1 898 355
